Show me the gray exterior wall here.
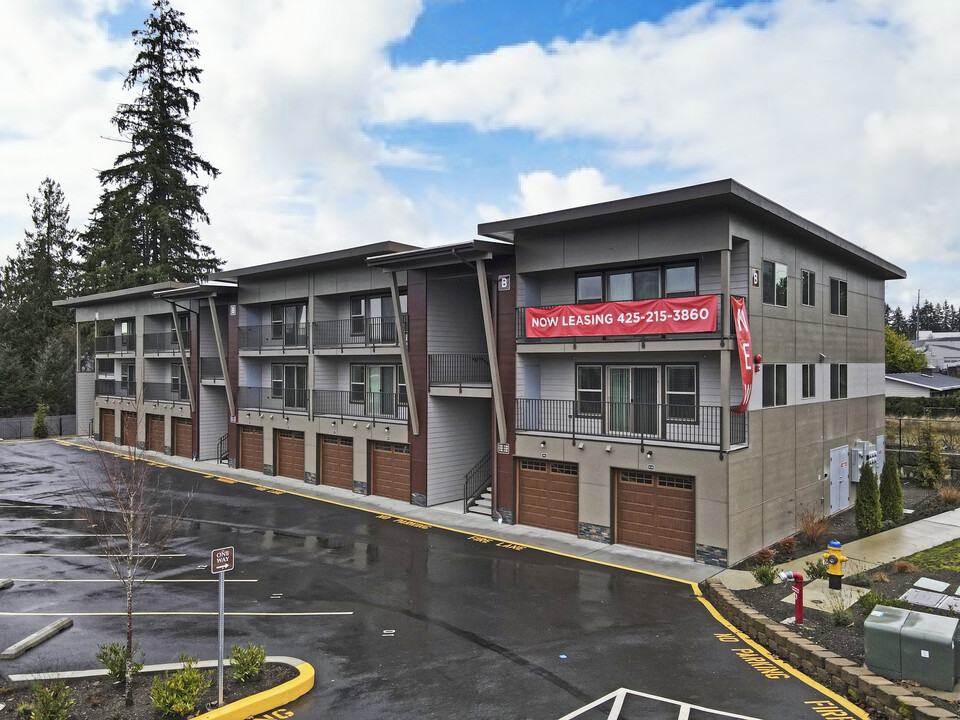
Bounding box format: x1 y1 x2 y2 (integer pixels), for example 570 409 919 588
426 396 490 505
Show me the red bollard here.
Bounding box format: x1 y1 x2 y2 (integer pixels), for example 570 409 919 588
778 571 804 625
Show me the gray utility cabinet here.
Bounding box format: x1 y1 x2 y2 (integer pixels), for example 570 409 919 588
865 605 960 691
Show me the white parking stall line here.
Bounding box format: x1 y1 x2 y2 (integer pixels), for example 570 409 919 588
0 518 88 522
0 611 353 617
9 578 259 583
0 553 187 558
557 688 765 720
0 533 125 537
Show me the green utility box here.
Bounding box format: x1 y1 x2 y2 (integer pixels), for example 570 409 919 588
865 605 959 692
864 605 910 681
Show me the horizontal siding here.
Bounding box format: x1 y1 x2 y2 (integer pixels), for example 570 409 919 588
427 276 486 353
198 386 229 460
426 396 490 505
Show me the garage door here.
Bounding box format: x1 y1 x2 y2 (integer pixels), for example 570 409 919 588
370 441 410 501
121 411 137 447
616 469 695 557
517 459 579 535
100 408 115 442
319 435 353 489
173 417 193 459
275 430 305 480
146 415 165 453
239 426 263 472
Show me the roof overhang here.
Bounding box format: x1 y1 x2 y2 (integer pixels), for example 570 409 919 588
210 241 421 281
367 239 514 272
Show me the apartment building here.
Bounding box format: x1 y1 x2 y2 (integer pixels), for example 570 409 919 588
59 180 905 566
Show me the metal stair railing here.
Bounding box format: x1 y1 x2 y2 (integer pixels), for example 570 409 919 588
217 433 228 464
463 451 492 514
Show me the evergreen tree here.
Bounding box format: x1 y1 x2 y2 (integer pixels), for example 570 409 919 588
879 457 903 523
915 425 946 488
32 330 77 415
885 327 927 373
855 462 882 536
889 307 908 336
78 0 221 292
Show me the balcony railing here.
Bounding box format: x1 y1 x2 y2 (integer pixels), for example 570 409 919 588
429 353 491 385
313 390 408 421
238 323 308 351
312 315 408 349
515 398 747 447
238 386 308 413
95 334 137 353
95 379 136 398
200 357 225 381
143 381 189 403
143 331 190 353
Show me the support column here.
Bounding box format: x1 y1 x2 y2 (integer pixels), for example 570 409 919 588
170 307 196 412
389 272 419 436
207 297 236 418
720 247 731 452
476 259 507 443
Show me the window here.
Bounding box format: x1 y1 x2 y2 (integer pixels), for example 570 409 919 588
665 365 697 421
607 272 633 301
120 319 135 349
762 261 787 307
171 313 189 345
830 363 848 399
350 297 365 336
350 365 365 404
801 363 816 399
761 363 787 407
664 264 697 297
272 303 307 345
576 365 602 416
271 363 306 408
351 293 405 341
171 363 187 398
801 270 816 307
398 366 408 406
120 362 136 396
576 273 602 303
830 279 847 316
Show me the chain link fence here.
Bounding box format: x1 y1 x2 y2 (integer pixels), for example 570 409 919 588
0 414 80 440
885 415 960 483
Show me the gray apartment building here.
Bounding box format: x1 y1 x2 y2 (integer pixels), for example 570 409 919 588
58 179 905 566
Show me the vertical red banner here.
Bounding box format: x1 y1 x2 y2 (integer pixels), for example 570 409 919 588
731 296 753 414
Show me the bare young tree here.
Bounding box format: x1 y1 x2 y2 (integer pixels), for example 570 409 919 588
77 440 191 706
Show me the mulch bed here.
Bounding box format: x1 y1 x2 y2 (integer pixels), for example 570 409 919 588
0 662 298 720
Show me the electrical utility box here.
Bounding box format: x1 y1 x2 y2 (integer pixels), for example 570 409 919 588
850 440 879 483
864 605 910 681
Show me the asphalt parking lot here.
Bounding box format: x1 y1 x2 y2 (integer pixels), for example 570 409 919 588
0 440 868 719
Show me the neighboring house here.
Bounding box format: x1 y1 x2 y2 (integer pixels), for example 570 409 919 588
913 331 960 373
57 179 905 567
885 370 960 398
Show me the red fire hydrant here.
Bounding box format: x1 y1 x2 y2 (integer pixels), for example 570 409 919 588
778 570 804 625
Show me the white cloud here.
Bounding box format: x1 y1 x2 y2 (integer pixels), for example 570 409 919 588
477 168 625 222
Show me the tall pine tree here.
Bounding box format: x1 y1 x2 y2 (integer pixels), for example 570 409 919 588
79 0 221 292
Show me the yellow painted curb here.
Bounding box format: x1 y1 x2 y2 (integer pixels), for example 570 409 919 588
194 662 314 720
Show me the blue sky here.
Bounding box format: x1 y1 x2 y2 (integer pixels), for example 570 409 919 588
2 0 959 312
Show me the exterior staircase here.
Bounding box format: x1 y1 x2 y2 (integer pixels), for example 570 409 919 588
466 485 493 516
463 452 492 515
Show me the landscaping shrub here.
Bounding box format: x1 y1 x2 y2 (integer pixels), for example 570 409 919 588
803 558 829 580
777 535 797 558
858 588 910 613
940 483 960 507
915 424 946 488
878 457 903 523
797 509 827 547
32 403 49 440
751 563 777 586
150 655 212 717
15 682 74 720
854 462 882 536
828 606 853 627
892 559 919 573
753 547 775 565
96 641 144 682
229 642 266 683
870 571 889 583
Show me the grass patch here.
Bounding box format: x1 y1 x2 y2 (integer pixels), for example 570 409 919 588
904 537 960 573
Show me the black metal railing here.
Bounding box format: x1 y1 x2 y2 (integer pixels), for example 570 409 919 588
515 398 747 447
429 353 491 385
217 433 228 464
312 389 408 421
95 379 136 397
143 381 189 403
463 452 492 514
200 357 225 381
95 334 137 353
515 297 722 341
143 331 190 353
312 315 408 348
238 386 308 413
238 323 308 351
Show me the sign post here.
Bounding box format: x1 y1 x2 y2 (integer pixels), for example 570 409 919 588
211 546 234 706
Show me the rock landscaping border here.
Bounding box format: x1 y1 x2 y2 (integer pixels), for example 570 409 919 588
702 579 959 720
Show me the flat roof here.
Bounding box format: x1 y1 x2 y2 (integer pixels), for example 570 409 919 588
478 178 906 281
885 372 960 391
210 241 420 281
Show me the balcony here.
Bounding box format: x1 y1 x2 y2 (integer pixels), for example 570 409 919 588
238 324 308 352
143 331 190 354
515 398 747 448
95 334 137 354
143 382 189 403
429 353 491 385
313 316 408 349
313 390 408 422
238 386 308 414
95 379 136 398
200 357 225 382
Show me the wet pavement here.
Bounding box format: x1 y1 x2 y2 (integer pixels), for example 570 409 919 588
0 440 868 719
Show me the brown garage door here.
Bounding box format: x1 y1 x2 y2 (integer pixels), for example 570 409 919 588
370 441 410 501
100 408 115 442
517 459 579 535
121 411 137 447
173 417 193 459
239 426 263 472
146 414 165 453
275 430 305 480
616 469 695 557
319 435 353 489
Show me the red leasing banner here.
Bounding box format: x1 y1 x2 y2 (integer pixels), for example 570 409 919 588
731 295 753 414
525 295 718 338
